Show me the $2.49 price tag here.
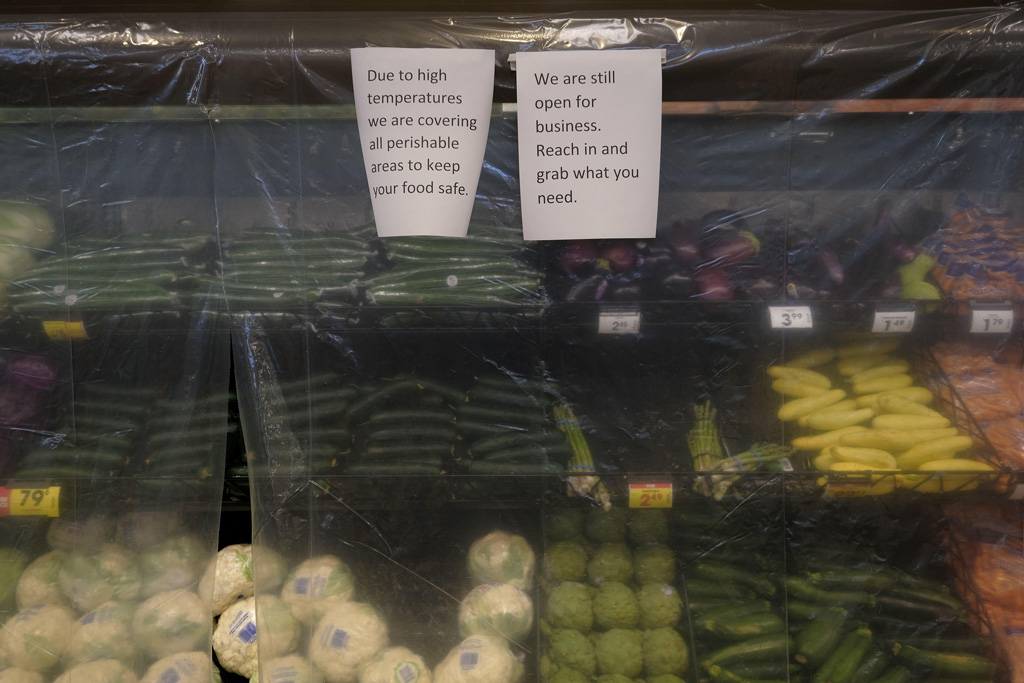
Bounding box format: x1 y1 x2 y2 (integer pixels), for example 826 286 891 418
0 487 60 517
598 307 641 335
628 482 672 508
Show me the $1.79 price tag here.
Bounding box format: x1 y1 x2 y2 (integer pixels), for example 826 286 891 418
628 482 672 508
970 307 1014 334
0 487 60 517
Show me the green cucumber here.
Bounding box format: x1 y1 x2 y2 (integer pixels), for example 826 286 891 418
466 386 551 409
345 463 443 476
366 425 458 443
361 442 451 459
795 606 849 667
811 568 899 593
705 665 787 683
883 585 963 613
786 600 826 621
874 595 963 623
696 601 773 623
786 576 875 607
686 596 736 614
470 430 565 456
367 409 455 428
884 636 988 653
482 444 572 463
849 643 890 682
457 421 528 438
870 666 913 683
705 611 785 641
344 380 422 424
456 404 546 426
464 460 563 475
815 627 873 683
695 561 776 597
892 644 996 678
685 578 756 601
407 377 466 405
701 633 793 668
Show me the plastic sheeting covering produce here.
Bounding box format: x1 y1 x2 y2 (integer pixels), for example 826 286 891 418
0 9 1022 683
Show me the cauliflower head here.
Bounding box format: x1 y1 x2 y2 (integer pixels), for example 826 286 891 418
544 509 583 543
141 651 222 683
59 543 140 612
636 584 682 629
545 582 592 632
541 542 588 585
139 535 208 597
68 600 135 664
433 636 523 683
0 668 43 683
133 589 209 660
583 508 627 544
199 544 255 616
546 629 595 677
360 646 431 683
592 582 639 630
0 549 25 607
15 551 66 609
594 629 643 678
281 556 356 625
586 544 633 586
53 658 137 683
214 595 300 679
642 628 688 676
310 601 389 683
458 583 533 641
255 654 326 683
626 509 669 546
633 545 676 586
46 516 113 553
467 532 535 591
0 604 73 671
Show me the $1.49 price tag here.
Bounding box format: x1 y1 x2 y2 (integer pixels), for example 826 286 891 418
872 308 916 334
769 306 813 329
0 486 60 517
628 482 672 508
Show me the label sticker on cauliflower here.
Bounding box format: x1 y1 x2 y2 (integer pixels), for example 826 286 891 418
330 628 350 650
158 670 181 683
228 610 258 645
271 665 300 682
397 662 421 683
294 577 310 595
459 652 479 671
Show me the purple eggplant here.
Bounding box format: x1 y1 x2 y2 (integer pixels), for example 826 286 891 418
667 223 702 267
703 230 761 268
564 273 607 303
599 241 638 274
560 240 598 275
695 267 735 301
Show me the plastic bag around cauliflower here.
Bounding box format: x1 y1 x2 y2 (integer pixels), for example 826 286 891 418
53 658 137 683
0 667 44 683
59 543 140 612
214 595 300 679
140 651 222 683
467 532 535 590
0 604 73 671
46 516 113 553
0 549 25 607
253 654 325 683
281 555 356 625
433 636 523 683
310 601 389 683
15 550 66 609
133 589 210 660
360 646 431 683
138 535 209 597
115 510 182 551
67 600 136 665
458 583 533 642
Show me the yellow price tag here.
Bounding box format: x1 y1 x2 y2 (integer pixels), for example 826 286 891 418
823 481 871 499
42 321 88 341
8 487 60 517
628 482 672 508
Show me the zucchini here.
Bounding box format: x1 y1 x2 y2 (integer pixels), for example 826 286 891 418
456 404 547 426
849 643 890 683
469 430 565 456
705 665 787 683
874 595 963 623
409 377 466 405
685 578 756 601
892 644 996 678
883 585 963 613
457 421 529 438
814 627 872 683
795 606 849 667
695 561 776 597
481 444 572 463
810 568 899 593
344 380 422 424
366 425 458 443
785 576 875 607
701 633 793 668
704 611 785 641
696 600 773 624
367 409 455 428
786 600 826 621
361 442 451 459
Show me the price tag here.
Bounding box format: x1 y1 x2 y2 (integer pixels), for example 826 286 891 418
778 458 794 473
1010 484 1024 500
872 308 915 334
42 321 88 341
970 307 1014 334
823 480 871 499
598 307 641 335
769 306 813 329
628 482 672 508
0 487 60 517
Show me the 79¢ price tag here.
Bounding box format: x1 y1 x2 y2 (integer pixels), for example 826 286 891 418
0 486 60 517
628 482 672 508
598 308 641 335
872 309 916 334
970 308 1014 334
769 306 813 329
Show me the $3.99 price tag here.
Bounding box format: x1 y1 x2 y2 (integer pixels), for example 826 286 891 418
0 486 60 517
628 482 672 508
769 306 813 329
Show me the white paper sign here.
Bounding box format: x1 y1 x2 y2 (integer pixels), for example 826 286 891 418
515 50 662 241
352 48 495 237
